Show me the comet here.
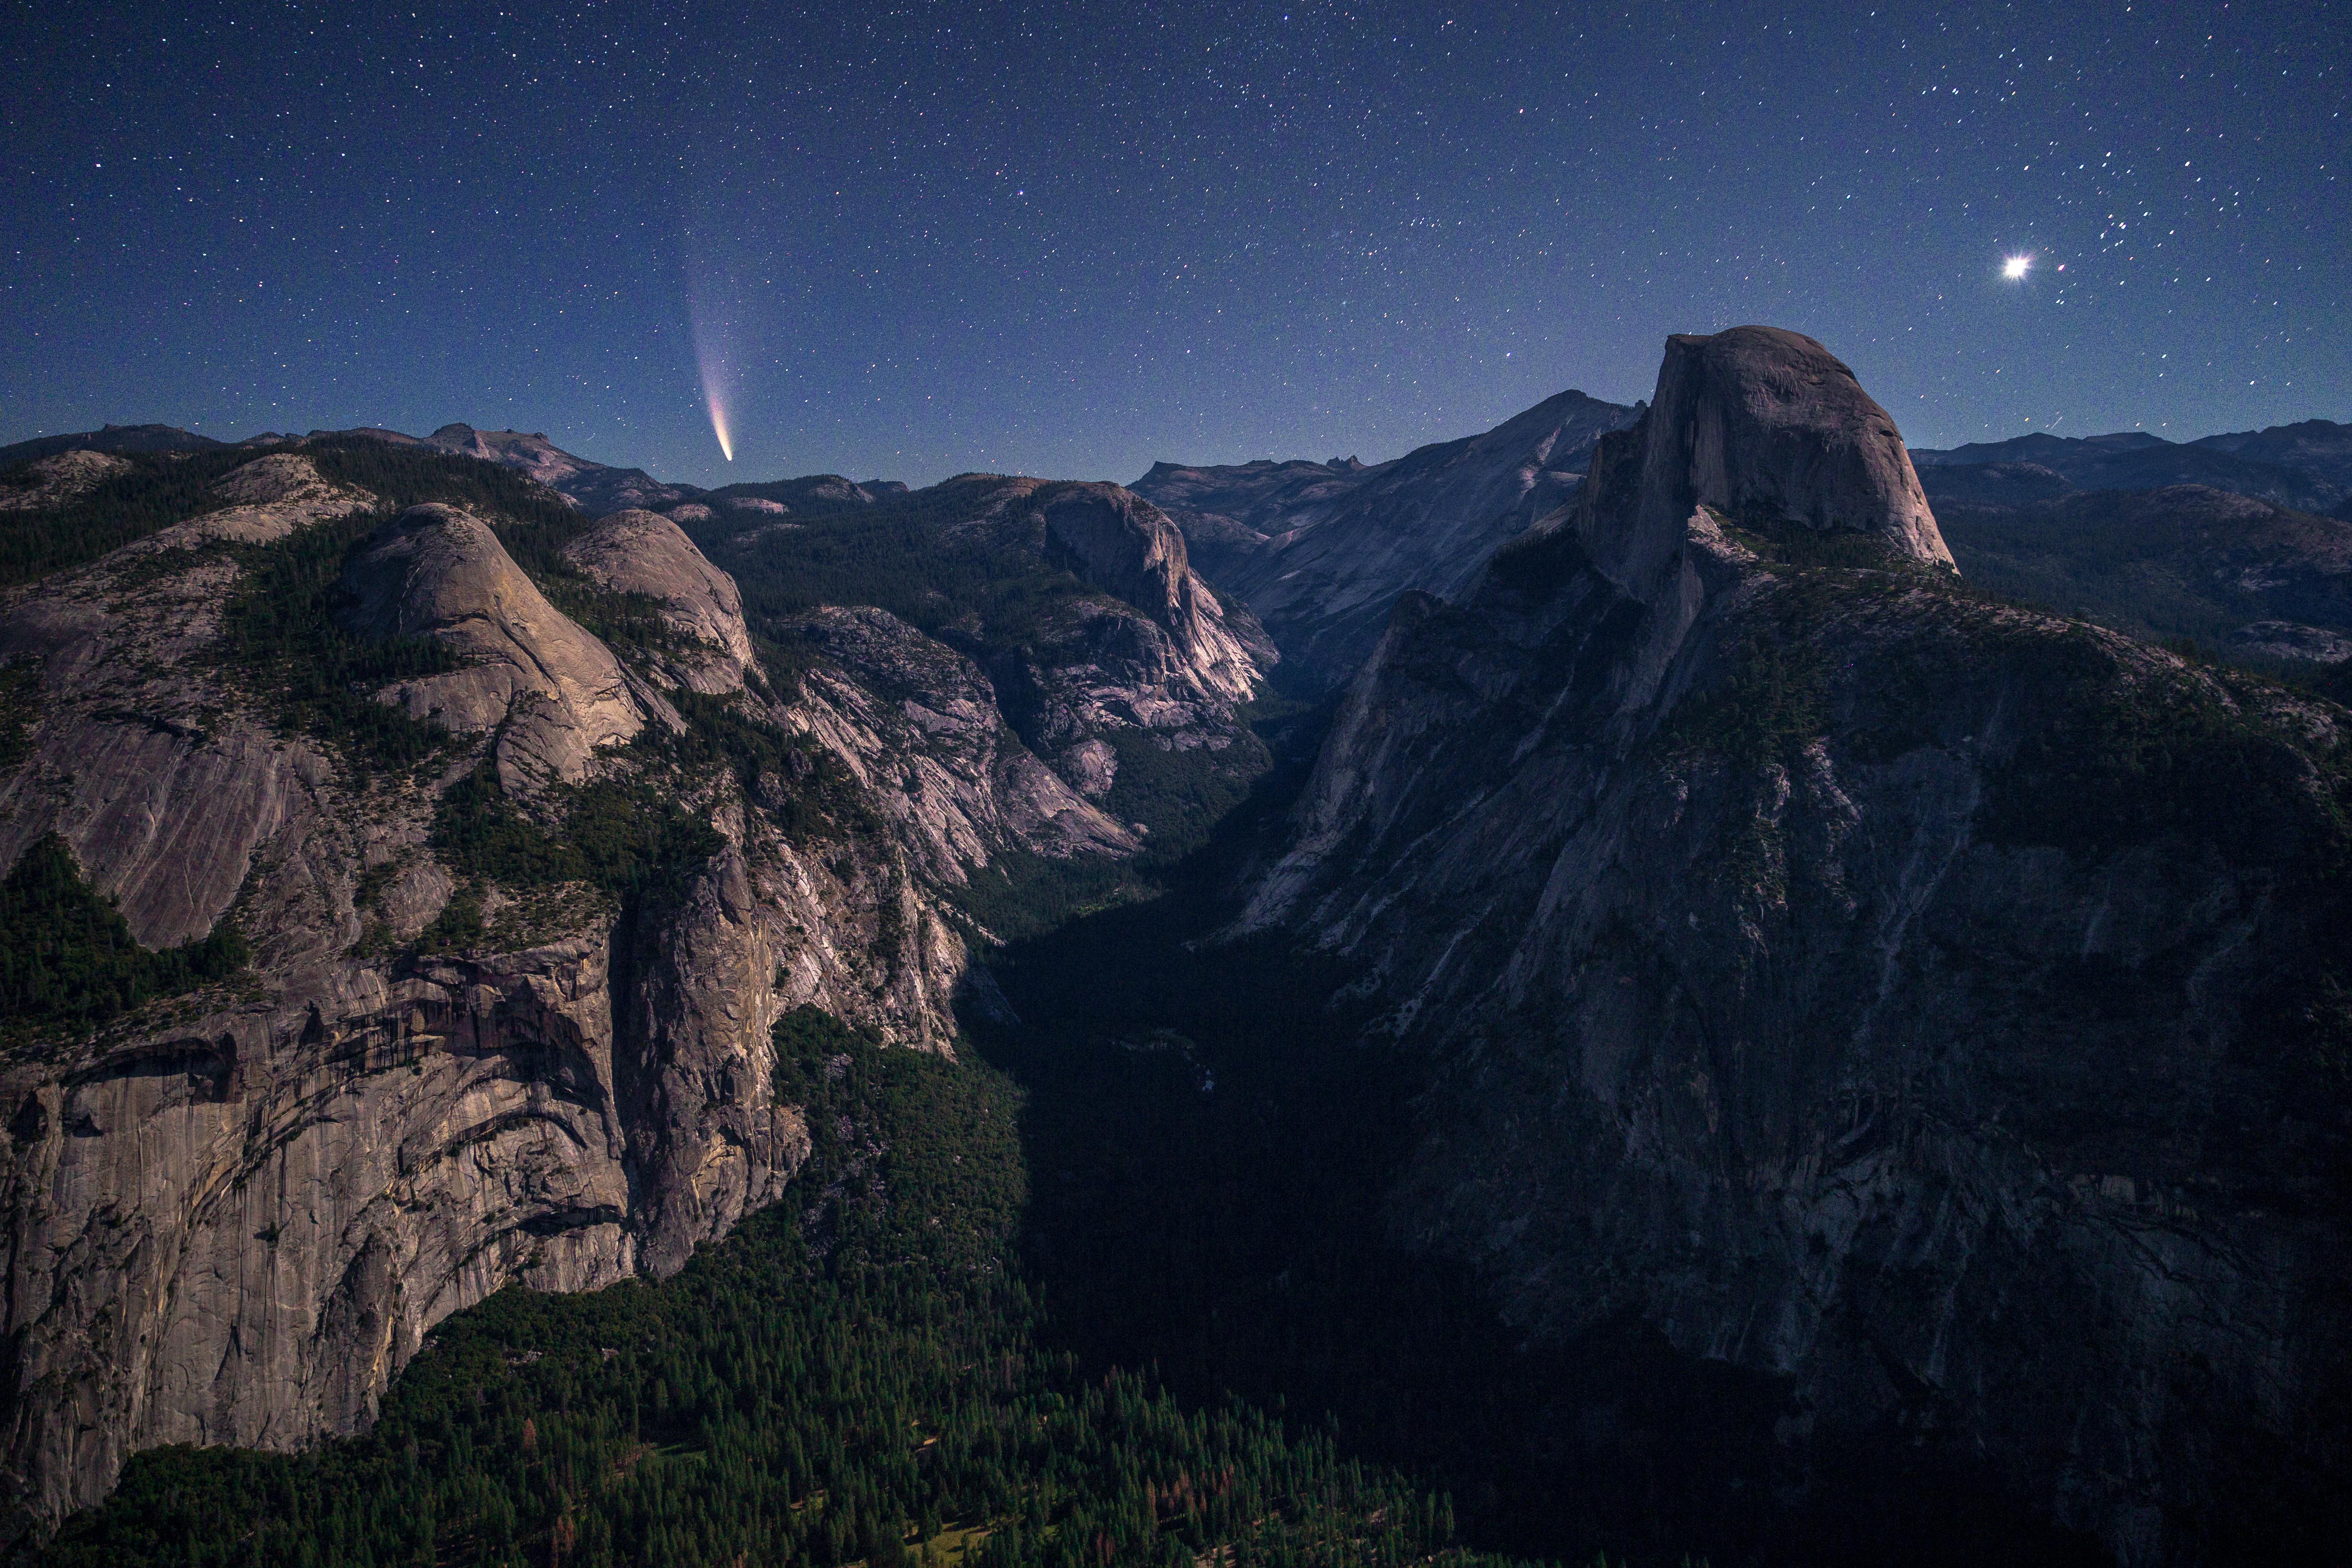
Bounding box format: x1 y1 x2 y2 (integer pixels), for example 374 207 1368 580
703 380 735 462
687 266 738 462
692 318 736 461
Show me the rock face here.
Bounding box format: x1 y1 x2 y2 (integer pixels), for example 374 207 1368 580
1037 482 1266 706
983 480 1275 803
2232 619 2352 662
1241 328 2352 1563
688 474 1277 812
0 490 776 1525
342 504 646 792
0 447 1247 1533
0 451 129 512
1583 325 1951 585
323 424 703 516
563 509 757 692
1133 389 1641 687
785 606 1138 880
168 451 373 548
420 424 606 496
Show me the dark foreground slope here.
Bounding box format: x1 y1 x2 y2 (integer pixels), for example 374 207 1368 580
34 1003 1526 1568
1239 326 2352 1567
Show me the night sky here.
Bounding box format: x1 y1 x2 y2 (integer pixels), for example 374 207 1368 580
4 1 2343 487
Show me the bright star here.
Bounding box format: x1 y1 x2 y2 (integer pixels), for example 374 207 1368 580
2003 254 2032 281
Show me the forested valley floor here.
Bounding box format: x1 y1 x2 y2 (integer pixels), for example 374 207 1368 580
28 696 2108 1568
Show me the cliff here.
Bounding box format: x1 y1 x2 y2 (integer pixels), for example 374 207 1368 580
0 443 1269 1531
1240 326 2352 1563
562 508 758 693
340 503 647 792
683 473 1277 824
1133 389 1640 687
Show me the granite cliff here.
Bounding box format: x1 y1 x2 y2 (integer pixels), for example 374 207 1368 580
0 442 1268 1531
1133 389 1640 687
683 473 1277 834
1240 326 2352 1564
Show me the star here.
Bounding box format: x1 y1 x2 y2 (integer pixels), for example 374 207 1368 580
2003 255 2033 281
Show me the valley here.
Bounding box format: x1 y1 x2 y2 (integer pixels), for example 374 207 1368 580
2 332 2349 1568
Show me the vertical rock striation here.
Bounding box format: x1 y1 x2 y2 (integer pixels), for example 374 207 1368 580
561 509 757 693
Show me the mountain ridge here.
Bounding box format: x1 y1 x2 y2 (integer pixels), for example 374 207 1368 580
1132 388 1645 687
1909 420 2352 514
1234 325 2352 1565
9 367 2352 1563
0 436 1273 1528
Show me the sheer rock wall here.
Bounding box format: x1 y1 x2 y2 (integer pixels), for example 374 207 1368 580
1242 329 2349 1564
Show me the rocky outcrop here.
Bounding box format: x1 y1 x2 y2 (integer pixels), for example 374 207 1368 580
342 503 645 792
0 458 1048 1533
1241 328 2351 1563
787 606 1139 878
1037 482 1268 706
419 424 606 496
0 451 128 512
0 455 395 955
3 939 646 1520
2231 619 2352 662
705 474 1278 812
563 508 756 692
973 480 1274 805
160 451 373 549
1133 389 1641 687
325 423 704 516
1571 325 1951 590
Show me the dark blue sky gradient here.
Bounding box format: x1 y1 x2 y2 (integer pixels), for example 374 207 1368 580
3 1 2343 487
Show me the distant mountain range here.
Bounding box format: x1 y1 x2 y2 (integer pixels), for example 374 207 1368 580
1891 421 2352 678
1130 389 1644 685
15 410 2346 524
0 421 907 521
1908 420 2352 517
7 346 2352 1564
12 406 2352 687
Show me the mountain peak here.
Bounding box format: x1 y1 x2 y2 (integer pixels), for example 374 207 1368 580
1574 325 1951 592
